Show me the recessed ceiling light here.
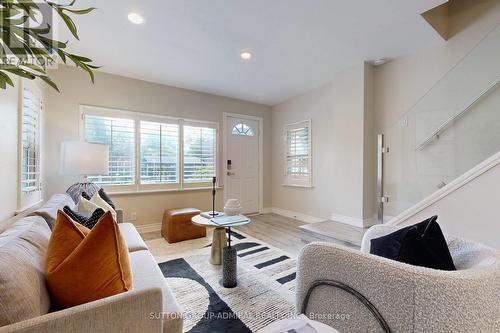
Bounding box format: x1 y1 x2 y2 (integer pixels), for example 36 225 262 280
240 51 253 60
128 12 144 25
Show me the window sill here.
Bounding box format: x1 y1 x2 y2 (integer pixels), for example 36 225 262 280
108 186 223 196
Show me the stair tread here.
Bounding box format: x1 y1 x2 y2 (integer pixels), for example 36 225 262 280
299 220 368 247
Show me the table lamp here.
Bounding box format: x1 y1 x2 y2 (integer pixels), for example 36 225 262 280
60 141 109 203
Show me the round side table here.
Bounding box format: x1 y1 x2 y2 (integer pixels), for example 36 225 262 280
191 214 251 288
191 215 227 265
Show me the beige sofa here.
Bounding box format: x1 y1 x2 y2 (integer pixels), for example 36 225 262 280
296 224 500 333
0 194 183 333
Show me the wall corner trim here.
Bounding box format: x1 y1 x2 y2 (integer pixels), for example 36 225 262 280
387 150 500 226
261 207 273 214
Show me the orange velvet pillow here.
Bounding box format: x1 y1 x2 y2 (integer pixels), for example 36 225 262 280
45 210 132 308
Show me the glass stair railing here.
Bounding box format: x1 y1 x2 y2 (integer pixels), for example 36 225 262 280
380 23 500 221
415 78 500 151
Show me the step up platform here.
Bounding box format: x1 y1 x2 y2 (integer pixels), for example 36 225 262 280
299 220 368 249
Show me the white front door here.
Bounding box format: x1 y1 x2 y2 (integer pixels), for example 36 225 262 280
225 116 260 214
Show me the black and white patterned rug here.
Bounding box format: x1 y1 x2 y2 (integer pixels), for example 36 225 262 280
158 231 297 333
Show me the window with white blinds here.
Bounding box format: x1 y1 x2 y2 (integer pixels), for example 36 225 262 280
21 87 41 193
284 120 312 187
84 114 136 186
183 125 217 184
81 106 218 191
140 121 179 185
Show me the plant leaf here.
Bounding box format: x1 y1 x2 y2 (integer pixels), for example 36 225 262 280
23 63 46 74
0 75 7 89
56 9 79 40
4 68 36 79
39 75 60 92
56 49 67 63
0 8 21 19
63 7 96 15
68 53 92 62
0 71 14 87
79 62 94 83
4 15 29 26
29 23 51 35
0 0 98 88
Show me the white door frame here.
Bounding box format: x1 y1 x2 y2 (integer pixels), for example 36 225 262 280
222 112 264 214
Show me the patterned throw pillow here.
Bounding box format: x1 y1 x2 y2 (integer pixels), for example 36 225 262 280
63 206 105 229
98 189 116 210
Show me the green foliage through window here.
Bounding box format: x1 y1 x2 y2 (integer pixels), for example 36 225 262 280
82 109 217 189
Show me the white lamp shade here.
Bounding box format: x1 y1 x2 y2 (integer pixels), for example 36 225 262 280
60 141 109 176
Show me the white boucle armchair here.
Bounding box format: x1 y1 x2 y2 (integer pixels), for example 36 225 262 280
295 224 500 333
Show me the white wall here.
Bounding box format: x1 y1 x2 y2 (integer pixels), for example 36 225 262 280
44 65 272 227
394 159 500 249
271 64 376 226
271 82 336 221
0 78 20 221
374 0 500 133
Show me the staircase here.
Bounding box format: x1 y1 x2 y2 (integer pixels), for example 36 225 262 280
380 23 500 223
374 23 500 249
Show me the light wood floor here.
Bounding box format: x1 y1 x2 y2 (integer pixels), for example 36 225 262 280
141 213 360 257
239 214 359 256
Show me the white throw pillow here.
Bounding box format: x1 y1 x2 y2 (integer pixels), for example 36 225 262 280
77 196 101 217
90 193 117 221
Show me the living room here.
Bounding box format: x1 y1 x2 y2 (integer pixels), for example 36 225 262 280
1 1 499 332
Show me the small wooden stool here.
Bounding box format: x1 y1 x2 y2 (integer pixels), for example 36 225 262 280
161 208 206 243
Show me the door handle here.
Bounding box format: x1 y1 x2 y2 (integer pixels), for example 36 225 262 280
227 172 235 176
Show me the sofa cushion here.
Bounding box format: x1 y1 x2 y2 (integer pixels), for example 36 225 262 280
119 223 149 252
29 193 76 229
129 250 183 333
46 211 132 308
0 216 51 326
370 216 456 270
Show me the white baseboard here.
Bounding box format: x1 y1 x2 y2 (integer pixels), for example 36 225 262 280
268 207 324 224
331 213 378 228
135 222 162 234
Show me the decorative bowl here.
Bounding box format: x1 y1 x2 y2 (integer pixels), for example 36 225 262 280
224 199 242 216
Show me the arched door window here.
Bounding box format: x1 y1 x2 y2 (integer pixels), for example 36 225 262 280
232 123 254 136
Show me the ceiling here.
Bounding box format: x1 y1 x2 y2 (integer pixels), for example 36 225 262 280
58 0 448 105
